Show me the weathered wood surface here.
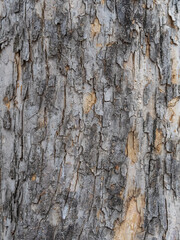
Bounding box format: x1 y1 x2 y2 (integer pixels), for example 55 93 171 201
0 0 180 239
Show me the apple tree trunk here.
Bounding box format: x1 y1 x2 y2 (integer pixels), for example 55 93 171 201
0 0 180 239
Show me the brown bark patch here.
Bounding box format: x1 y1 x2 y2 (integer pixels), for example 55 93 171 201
106 42 116 47
146 38 150 58
31 174 36 181
155 129 163 154
5 102 11 109
96 43 103 48
91 18 101 38
114 197 144 240
168 97 180 108
65 65 70 72
3 97 11 109
83 92 96 114
169 109 175 122
125 131 139 163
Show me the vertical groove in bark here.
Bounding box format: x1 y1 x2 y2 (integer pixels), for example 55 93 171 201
0 0 180 239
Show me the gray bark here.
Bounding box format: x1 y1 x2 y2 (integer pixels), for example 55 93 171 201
0 0 180 239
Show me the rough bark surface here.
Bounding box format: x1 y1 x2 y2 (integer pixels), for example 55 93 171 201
0 0 180 239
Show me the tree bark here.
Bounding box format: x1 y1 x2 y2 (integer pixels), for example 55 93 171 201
0 0 180 239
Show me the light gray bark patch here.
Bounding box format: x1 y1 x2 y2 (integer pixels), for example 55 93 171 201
143 83 152 106
106 0 115 12
160 30 171 85
31 13 42 42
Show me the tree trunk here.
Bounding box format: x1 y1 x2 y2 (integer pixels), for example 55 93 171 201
0 0 180 239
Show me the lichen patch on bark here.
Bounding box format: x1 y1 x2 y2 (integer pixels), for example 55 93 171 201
125 131 139 163
83 92 96 114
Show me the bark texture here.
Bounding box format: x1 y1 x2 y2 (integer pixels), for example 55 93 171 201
0 0 180 239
